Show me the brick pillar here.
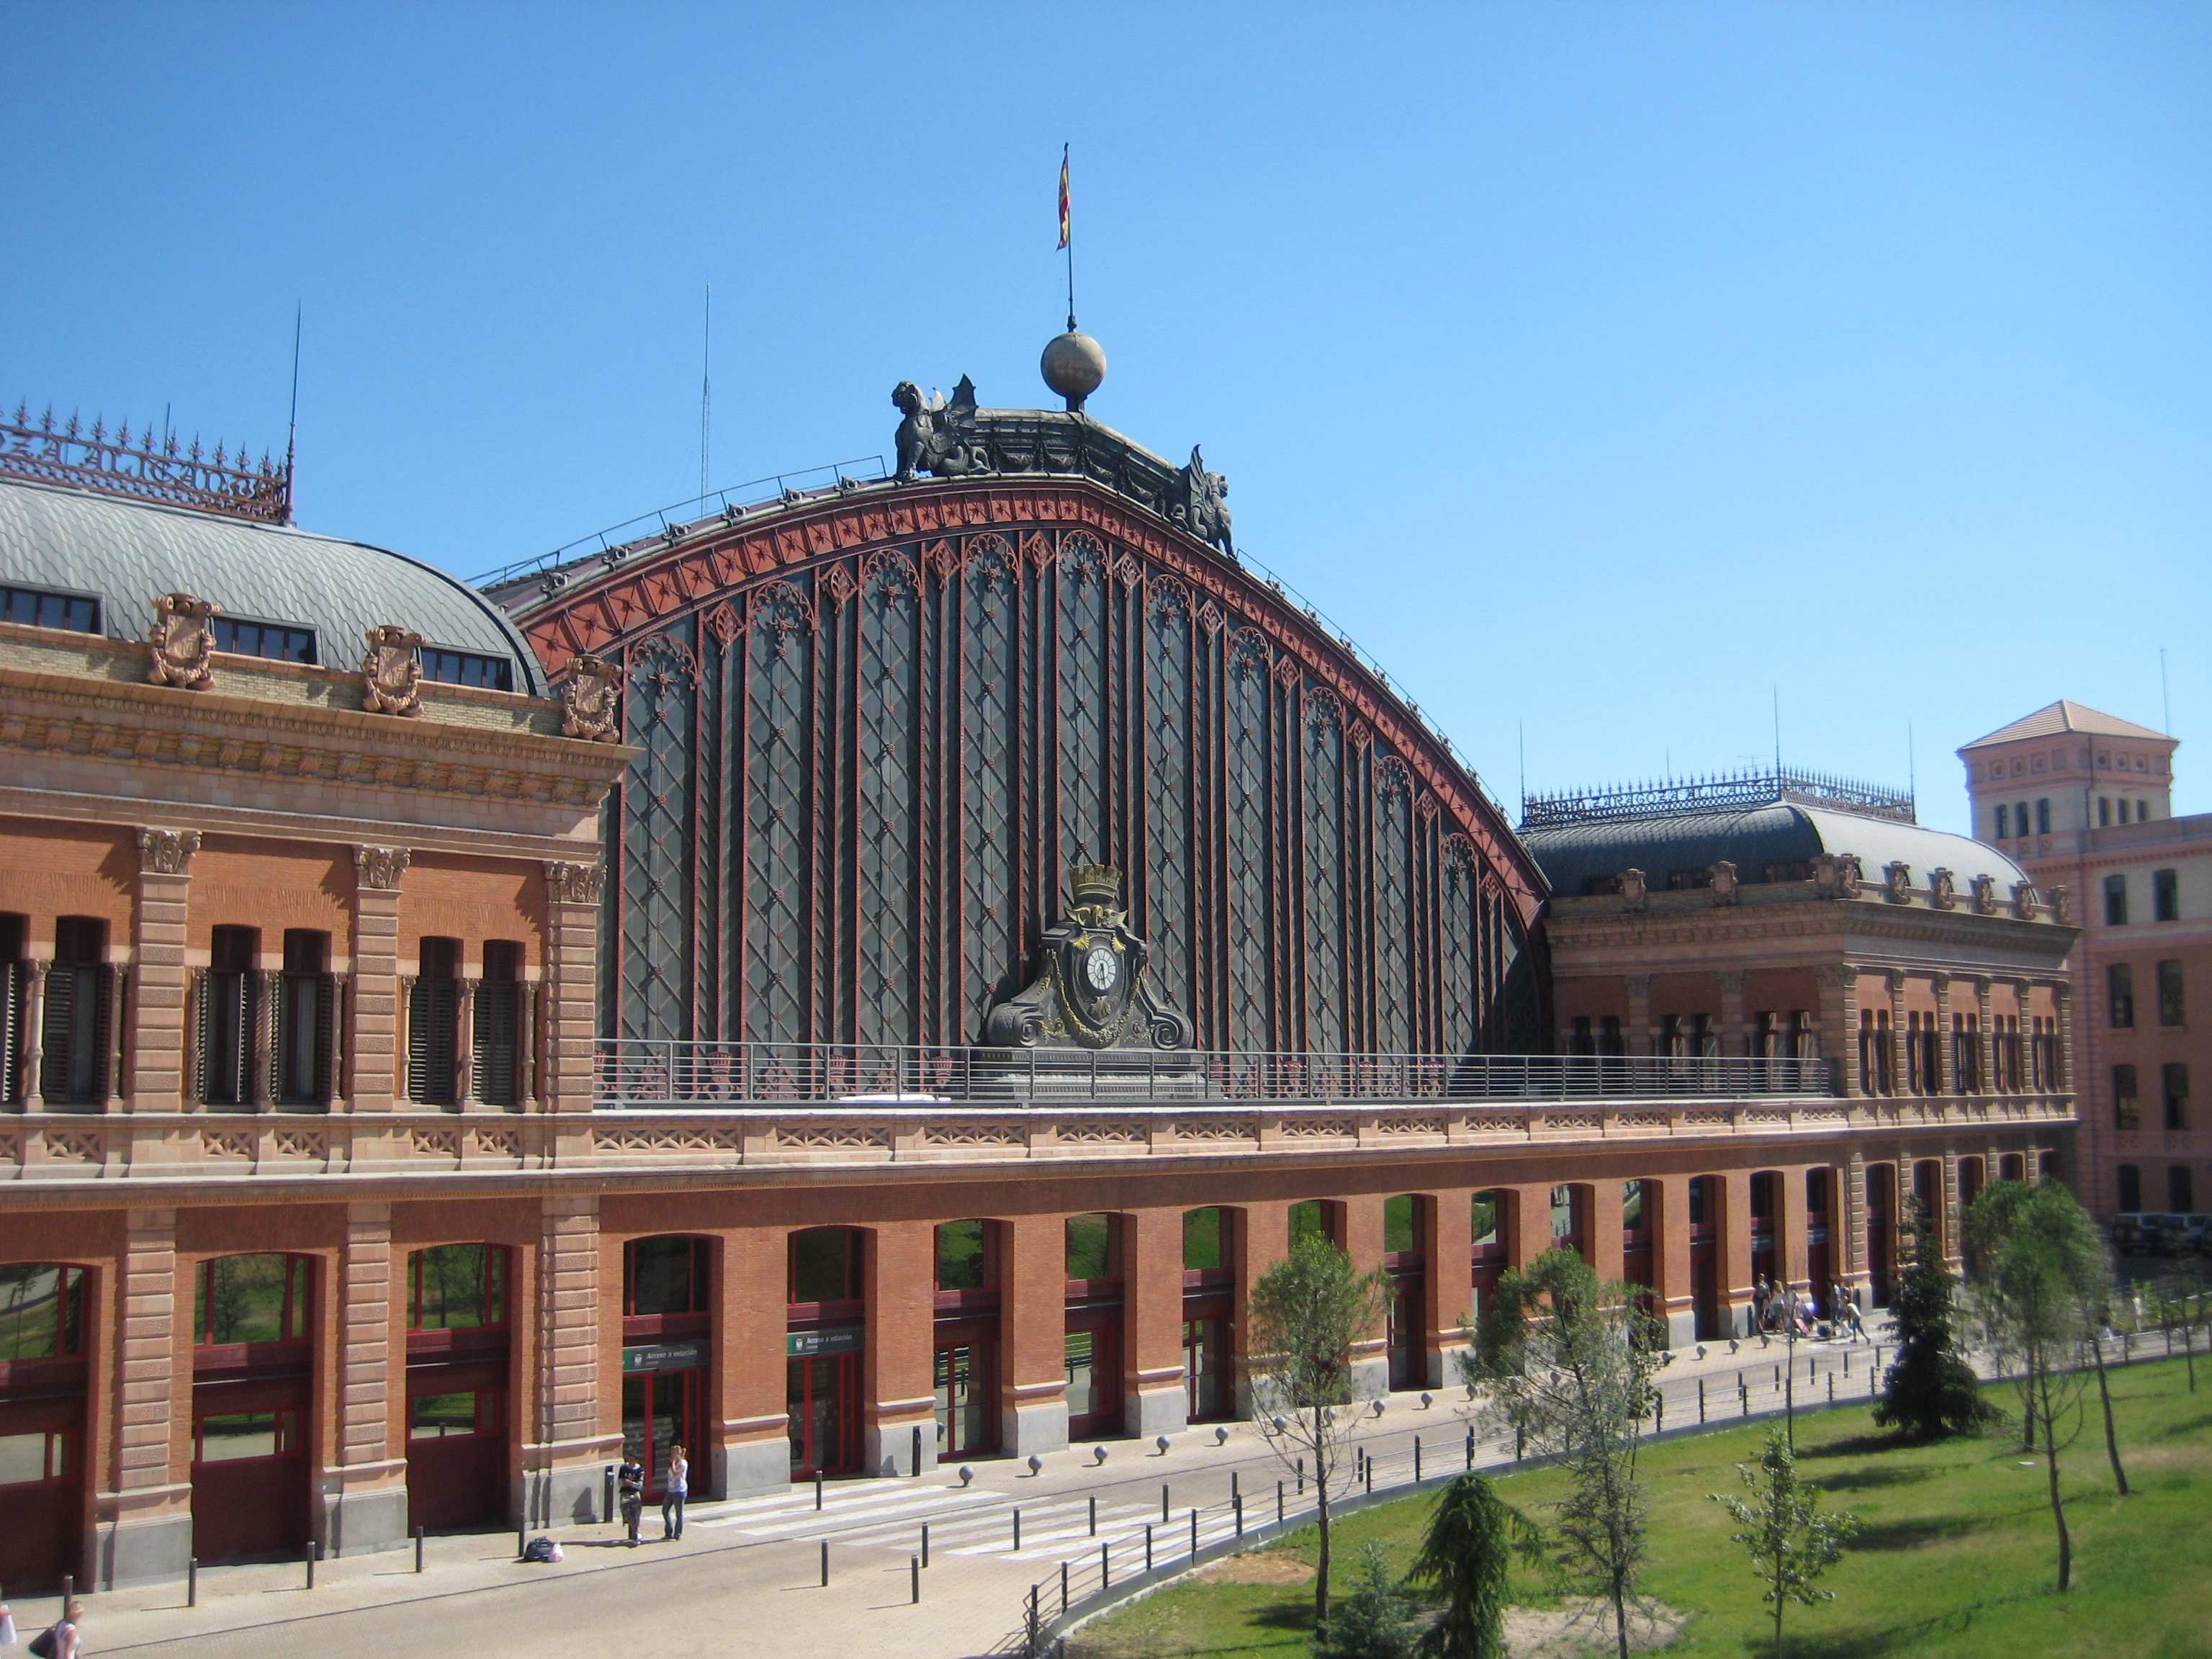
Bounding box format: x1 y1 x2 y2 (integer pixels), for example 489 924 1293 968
1425 1187 1473 1389
544 862 606 1115
1719 1170 1756 1336
1817 964 1858 1096
1719 970 1747 1058
1124 1207 1188 1437
1779 1166 1809 1298
715 1226 789 1497
1933 974 1956 1096
1941 1148 1965 1270
128 829 198 1112
1507 1183 1553 1269
1888 972 1909 1100
323 1202 409 1555
1233 1202 1289 1419
999 1211 1069 1455
1977 978 1997 1101
351 848 408 1112
1588 1180 1626 1286
1626 974 1655 1056
1841 1147 1869 1300
1336 1193 1389 1400
526 1195 613 1527
865 1220 937 1474
99 1208 191 1586
1653 1174 1696 1349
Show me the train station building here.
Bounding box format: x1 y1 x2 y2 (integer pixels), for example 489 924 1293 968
0 358 2075 1593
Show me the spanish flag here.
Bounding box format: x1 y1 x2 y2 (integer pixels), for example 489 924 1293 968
1058 145 1071 250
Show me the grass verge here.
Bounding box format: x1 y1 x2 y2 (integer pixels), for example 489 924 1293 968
1069 1357 2212 1659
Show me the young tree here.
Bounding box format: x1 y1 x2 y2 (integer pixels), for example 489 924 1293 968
1249 1232 1390 1642
1966 1181 2095 1590
1311 1542 1418 1659
1969 1180 2128 1495
1406 1473 1539 1659
1871 1218 1996 1441
1709 1426 1859 1659
1463 1247 1663 1659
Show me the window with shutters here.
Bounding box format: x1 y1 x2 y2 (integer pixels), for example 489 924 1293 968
276 930 333 1107
1 913 25 1106
409 938 461 1107
202 927 258 1107
2113 1064 2139 1130
2157 961 2185 1028
475 940 521 1107
2164 1064 2190 1132
1951 1014 1981 1093
2154 869 2180 922
42 917 109 1107
2109 963 2134 1029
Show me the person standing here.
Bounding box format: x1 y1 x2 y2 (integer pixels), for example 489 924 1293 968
617 1449 644 1547
29 1599 82 1658
661 1442 688 1542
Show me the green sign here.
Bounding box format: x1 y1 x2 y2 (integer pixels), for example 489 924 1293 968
622 1339 708 1375
786 1324 864 1359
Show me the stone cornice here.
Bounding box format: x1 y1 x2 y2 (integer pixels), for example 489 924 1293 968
0 660 637 812
1545 891 2076 968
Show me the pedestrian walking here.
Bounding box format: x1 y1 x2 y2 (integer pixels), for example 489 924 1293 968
618 1449 645 1547
661 1442 688 1541
1751 1276 1771 1334
27 1599 81 1659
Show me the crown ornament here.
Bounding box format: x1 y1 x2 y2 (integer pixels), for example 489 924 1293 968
1067 862 1123 910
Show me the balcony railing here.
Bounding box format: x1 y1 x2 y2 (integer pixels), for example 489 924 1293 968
592 1041 1837 1108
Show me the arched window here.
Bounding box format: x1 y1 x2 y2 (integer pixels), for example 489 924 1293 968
193 1254 310 1347
406 1244 508 1331
0 1262 85 1359
624 1236 709 1317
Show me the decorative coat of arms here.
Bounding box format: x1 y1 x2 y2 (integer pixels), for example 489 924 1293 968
560 654 622 742
984 863 1194 1052
147 591 220 690
361 625 425 717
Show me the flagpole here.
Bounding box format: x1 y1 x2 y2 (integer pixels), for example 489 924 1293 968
1063 142 1077 330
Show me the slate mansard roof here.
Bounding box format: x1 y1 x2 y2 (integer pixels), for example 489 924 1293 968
1523 801 2030 899
0 475 546 696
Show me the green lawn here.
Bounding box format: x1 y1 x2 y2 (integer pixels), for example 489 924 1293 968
1072 1358 2212 1659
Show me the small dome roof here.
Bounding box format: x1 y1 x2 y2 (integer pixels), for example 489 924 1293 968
1522 802 2029 898
0 477 545 695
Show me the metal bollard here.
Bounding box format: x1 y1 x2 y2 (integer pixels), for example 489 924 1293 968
1828 1374 1836 1404
1740 1385 1749 1418
603 1465 616 1522
1231 1469 1239 1501
518 1519 528 1560
912 1424 923 1477
820 1540 829 1586
1190 1506 1199 1558
1235 1493 1244 1536
1277 1480 1285 1525
1515 1423 1524 1462
414 1526 425 1574
1297 1456 1305 1495
922 1521 930 1569
1415 1435 1422 1481
1699 1377 1707 1422
1364 1456 1373 1495
188 1556 198 1607
1146 1521 1154 1571
305 1541 317 1589
815 1470 824 1511
911 1555 920 1604
1162 1482 1171 1522
1656 1395 1664 1432
1843 1350 1851 1377
1101 1539 1110 1588
1089 1496 1097 1537
1061 1560 1069 1615
1014 1507 1022 1552
1465 1426 1474 1470
61 1576 73 1605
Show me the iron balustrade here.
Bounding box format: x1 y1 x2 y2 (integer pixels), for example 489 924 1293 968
591 1041 1836 1107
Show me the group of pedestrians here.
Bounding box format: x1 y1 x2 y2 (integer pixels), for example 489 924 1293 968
1750 1275 1867 1341
615 1442 689 1547
0 1589 84 1658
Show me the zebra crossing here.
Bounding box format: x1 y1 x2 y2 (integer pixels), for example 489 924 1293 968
683 1473 1282 1568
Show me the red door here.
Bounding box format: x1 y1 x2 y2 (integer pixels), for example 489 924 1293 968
190 1378 309 1562
787 1351 861 1478
405 1359 508 1533
0 1390 81 1592
1064 1308 1123 1439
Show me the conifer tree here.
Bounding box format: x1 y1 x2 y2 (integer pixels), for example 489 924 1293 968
1407 1474 1538 1659
1872 1215 1995 1440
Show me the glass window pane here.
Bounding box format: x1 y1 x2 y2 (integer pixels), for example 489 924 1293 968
629 1236 701 1315
1182 1208 1223 1272
412 1244 495 1330
0 1264 78 1361
410 1391 478 1440
198 1411 283 1462
0 1430 53 1484
1065 1215 1114 1281
1065 1331 1098 1419
1470 1193 1498 1248
1383 1195 1416 1255
788 1228 855 1304
199 1255 301 1345
934 1220 986 1291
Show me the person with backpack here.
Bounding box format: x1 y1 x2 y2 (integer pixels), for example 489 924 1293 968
660 1442 688 1542
617 1451 644 1547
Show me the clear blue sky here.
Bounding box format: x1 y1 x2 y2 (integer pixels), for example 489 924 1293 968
8 4 2207 832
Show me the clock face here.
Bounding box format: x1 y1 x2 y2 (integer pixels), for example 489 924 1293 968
1083 943 1118 992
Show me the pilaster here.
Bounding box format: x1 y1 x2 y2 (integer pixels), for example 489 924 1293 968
999 1210 1070 1455
544 861 606 1116
1933 973 1956 1095
1233 1202 1289 1418
1887 971 1909 1100
1779 1166 1809 1295
1977 978 1997 1104
1424 1186 1473 1388
1653 1174 1695 1349
1718 970 1747 1058
99 1207 192 1586
1718 1169 1756 1335
526 1193 613 1526
1817 964 1858 1096
715 1226 790 1498
1340 1192 1388 1401
864 1219 938 1474
351 847 408 1112
1625 974 1655 1057
127 828 198 1112
1124 1207 1188 1438
322 1202 409 1555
